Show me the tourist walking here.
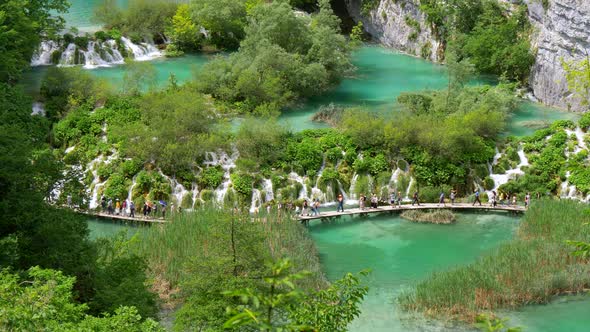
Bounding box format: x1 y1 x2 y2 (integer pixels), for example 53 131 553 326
359 194 366 210
107 199 113 215
390 192 396 207
512 195 517 206
311 199 320 216
129 201 135 218
525 192 531 209
122 200 127 216
491 191 497 208
337 194 344 212
473 189 482 206
115 199 121 215
438 192 445 207
302 200 309 216
412 191 420 206
371 193 378 208
396 191 402 208
450 189 456 205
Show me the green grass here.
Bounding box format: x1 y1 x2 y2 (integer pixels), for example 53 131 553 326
398 199 590 321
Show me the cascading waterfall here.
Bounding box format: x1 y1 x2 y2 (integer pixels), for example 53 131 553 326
127 174 138 203
120 37 161 61
262 179 274 202
205 150 238 205
191 183 199 210
31 40 60 66
487 146 529 196
31 102 45 116
250 189 262 213
31 37 161 68
289 172 308 199
60 43 77 66
404 177 415 201
348 173 359 199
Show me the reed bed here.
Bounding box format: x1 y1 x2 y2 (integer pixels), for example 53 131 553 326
398 199 590 322
400 210 456 224
134 206 327 302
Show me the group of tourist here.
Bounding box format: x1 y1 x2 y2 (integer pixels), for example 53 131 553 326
100 196 176 219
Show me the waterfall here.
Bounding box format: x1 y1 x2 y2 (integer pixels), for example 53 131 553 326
262 179 274 202
59 43 77 66
250 189 262 213
404 177 415 201
127 174 138 203
191 183 199 210
31 37 161 68
31 40 60 66
120 37 161 61
31 102 46 116
487 147 530 197
207 149 238 204
289 172 308 199
348 173 359 199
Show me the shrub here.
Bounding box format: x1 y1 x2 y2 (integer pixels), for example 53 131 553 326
199 166 224 189
231 173 253 197
483 177 495 190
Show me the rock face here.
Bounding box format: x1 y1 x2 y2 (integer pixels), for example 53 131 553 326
344 0 443 62
527 0 590 111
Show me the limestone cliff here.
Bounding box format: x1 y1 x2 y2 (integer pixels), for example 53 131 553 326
344 0 443 62
527 0 590 111
346 0 590 112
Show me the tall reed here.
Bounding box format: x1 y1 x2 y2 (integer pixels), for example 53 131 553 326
398 199 590 321
135 206 327 295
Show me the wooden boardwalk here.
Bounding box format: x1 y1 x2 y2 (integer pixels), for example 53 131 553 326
299 203 525 222
83 211 167 224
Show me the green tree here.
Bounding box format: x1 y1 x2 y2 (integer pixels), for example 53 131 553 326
166 4 201 51
224 258 369 331
236 118 290 169
190 0 249 50
0 267 163 331
0 0 69 82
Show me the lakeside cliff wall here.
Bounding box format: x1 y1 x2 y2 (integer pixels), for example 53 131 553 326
344 0 443 62
346 0 590 111
527 0 590 111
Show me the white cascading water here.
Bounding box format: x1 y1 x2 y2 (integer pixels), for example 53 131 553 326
31 102 46 116
31 38 160 68
348 173 359 199
31 40 60 66
127 174 138 203
262 179 274 202
487 146 529 196
205 149 238 205
289 172 308 199
59 43 77 66
404 177 415 200
120 37 161 61
190 183 199 210
249 189 262 213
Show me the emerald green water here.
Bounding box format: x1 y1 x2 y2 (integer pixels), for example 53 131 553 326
507 294 590 331
87 218 139 240
61 0 128 31
308 212 520 331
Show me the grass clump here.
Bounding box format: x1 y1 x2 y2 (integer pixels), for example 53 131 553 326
400 209 456 224
398 199 590 322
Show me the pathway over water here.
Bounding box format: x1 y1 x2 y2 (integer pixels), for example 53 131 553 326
300 203 525 222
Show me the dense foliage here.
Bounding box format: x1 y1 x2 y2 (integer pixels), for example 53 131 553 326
0 0 68 82
0 267 162 331
419 0 534 83
196 0 353 114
